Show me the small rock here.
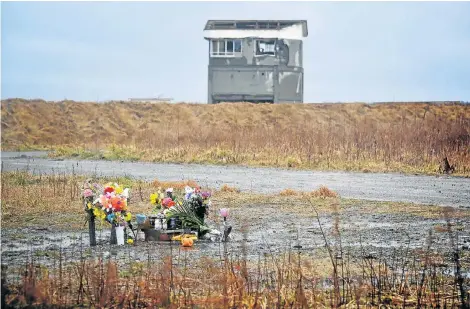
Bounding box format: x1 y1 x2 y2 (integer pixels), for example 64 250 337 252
46 245 60 251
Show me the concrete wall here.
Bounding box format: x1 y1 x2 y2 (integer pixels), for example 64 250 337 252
207 38 304 103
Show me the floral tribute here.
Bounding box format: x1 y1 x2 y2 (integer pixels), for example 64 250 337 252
150 187 176 212
82 180 133 228
149 185 212 233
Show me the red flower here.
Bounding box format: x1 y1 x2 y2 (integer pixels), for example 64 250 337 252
104 186 114 194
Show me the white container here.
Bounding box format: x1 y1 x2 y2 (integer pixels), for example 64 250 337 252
157 219 167 230
116 226 125 245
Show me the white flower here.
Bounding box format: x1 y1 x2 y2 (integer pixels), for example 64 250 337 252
185 186 194 195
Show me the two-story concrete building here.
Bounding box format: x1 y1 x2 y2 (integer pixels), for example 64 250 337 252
203 20 308 104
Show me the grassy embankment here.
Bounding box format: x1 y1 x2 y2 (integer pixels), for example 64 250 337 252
2 99 469 176
2 170 470 308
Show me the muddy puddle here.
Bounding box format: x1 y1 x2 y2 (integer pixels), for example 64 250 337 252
2 201 469 275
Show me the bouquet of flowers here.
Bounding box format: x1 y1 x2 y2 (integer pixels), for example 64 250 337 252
182 186 211 223
82 180 132 227
150 187 177 213
149 185 212 234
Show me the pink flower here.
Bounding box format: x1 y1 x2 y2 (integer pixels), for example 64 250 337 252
83 189 93 198
220 208 229 218
162 197 173 208
100 195 107 206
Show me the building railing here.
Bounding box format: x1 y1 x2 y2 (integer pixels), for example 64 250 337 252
207 21 299 31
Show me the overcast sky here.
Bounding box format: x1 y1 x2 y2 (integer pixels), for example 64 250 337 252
2 1 470 103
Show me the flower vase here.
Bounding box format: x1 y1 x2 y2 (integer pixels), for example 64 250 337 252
110 224 117 245
116 225 125 245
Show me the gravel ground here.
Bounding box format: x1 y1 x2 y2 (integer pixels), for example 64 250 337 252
2 151 470 208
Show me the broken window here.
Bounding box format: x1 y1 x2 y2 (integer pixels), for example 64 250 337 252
255 39 276 56
210 39 243 57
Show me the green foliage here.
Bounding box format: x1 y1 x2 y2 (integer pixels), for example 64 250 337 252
166 199 211 233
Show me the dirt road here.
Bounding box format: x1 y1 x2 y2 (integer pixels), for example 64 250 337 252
2 151 469 208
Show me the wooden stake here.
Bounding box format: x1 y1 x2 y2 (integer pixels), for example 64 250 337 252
88 212 97 246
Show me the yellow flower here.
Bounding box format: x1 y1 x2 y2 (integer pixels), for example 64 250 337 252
125 212 132 221
92 207 107 221
115 186 123 194
150 193 158 204
87 202 92 209
127 238 134 245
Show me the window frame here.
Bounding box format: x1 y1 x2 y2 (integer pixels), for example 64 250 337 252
254 39 277 57
210 39 243 57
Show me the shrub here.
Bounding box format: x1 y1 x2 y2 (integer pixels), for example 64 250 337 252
310 185 339 198
279 188 299 196
219 184 240 193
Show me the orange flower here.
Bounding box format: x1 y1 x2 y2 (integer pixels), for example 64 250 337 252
111 196 123 211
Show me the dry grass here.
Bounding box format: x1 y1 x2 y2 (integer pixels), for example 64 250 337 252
151 178 201 190
2 99 470 176
309 185 339 198
219 184 241 193
279 188 299 196
4 248 467 308
279 186 339 198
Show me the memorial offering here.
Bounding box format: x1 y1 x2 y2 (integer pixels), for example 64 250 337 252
82 180 134 245
147 185 216 242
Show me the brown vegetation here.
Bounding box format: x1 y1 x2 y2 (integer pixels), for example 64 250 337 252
2 99 469 175
219 184 241 193
279 186 339 198
3 246 469 308
309 185 339 198
151 178 200 190
279 188 299 196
